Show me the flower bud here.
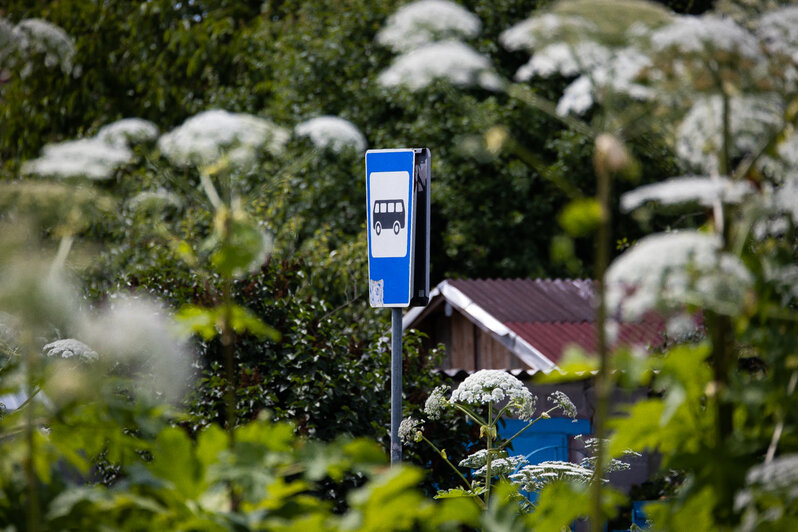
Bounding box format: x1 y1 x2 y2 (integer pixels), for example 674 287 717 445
594 133 631 174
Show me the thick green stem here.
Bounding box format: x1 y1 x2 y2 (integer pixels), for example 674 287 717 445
590 149 613 532
485 402 493 507
419 436 476 496
709 88 734 525
22 330 39 532
453 402 488 427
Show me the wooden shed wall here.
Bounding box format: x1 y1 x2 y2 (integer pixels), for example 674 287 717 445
447 311 530 370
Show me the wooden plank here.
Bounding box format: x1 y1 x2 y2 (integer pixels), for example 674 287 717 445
450 312 475 370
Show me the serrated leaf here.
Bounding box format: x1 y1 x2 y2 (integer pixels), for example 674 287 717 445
435 488 482 499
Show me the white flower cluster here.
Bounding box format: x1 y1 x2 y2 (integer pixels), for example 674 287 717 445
96 118 159 149
762 133 798 183
764 264 798 306
509 460 596 492
606 231 753 321
621 176 755 212
378 40 503 92
547 390 577 419
424 385 449 419
42 339 98 362
577 437 640 473
578 456 632 473
127 188 183 212
376 0 499 92
398 417 424 443
22 139 132 181
500 9 660 115
450 369 536 417
676 95 783 175
650 15 761 61
458 449 492 468
515 41 611 81
157 109 289 168
756 6 798 67
500 13 598 52
21 117 157 180
294 116 366 153
76 296 193 401
554 47 653 115
769 175 798 224
376 0 481 53
6 17 75 74
735 454 798 516
473 455 527 477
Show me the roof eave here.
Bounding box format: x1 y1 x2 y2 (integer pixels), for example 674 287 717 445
404 280 558 373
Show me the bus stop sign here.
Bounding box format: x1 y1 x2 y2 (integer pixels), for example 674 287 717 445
365 148 430 308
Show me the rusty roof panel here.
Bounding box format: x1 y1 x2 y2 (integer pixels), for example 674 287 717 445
447 278 596 323
506 320 664 364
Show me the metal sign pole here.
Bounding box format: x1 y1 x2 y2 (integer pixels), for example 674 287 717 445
365 148 429 466
390 308 402 465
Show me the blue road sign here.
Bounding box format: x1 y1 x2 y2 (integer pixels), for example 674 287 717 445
366 149 416 307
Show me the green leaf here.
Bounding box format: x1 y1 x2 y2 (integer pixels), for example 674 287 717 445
229 304 281 341
148 426 203 499
210 217 271 279
175 305 218 340
558 198 603 237
196 424 228 472
175 304 280 341
536 345 599 383
434 488 482 499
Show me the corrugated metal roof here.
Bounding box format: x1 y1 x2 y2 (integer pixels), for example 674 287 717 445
506 319 663 364
447 278 596 323
408 278 665 370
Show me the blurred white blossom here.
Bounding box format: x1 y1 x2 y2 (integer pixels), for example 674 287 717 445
0 311 19 347
96 118 159 148
760 133 798 183
735 454 798 524
762 262 798 307
621 176 755 211
515 41 612 81
676 95 783 174
378 40 503 91
606 231 753 321
127 188 183 212
21 138 133 180
158 109 289 168
500 14 597 52
76 296 193 401
650 14 761 60
757 5 798 78
294 116 366 153
556 47 653 115
0 259 79 332
376 0 481 53
768 175 798 223
9 18 75 74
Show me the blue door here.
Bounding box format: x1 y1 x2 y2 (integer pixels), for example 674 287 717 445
499 417 591 465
